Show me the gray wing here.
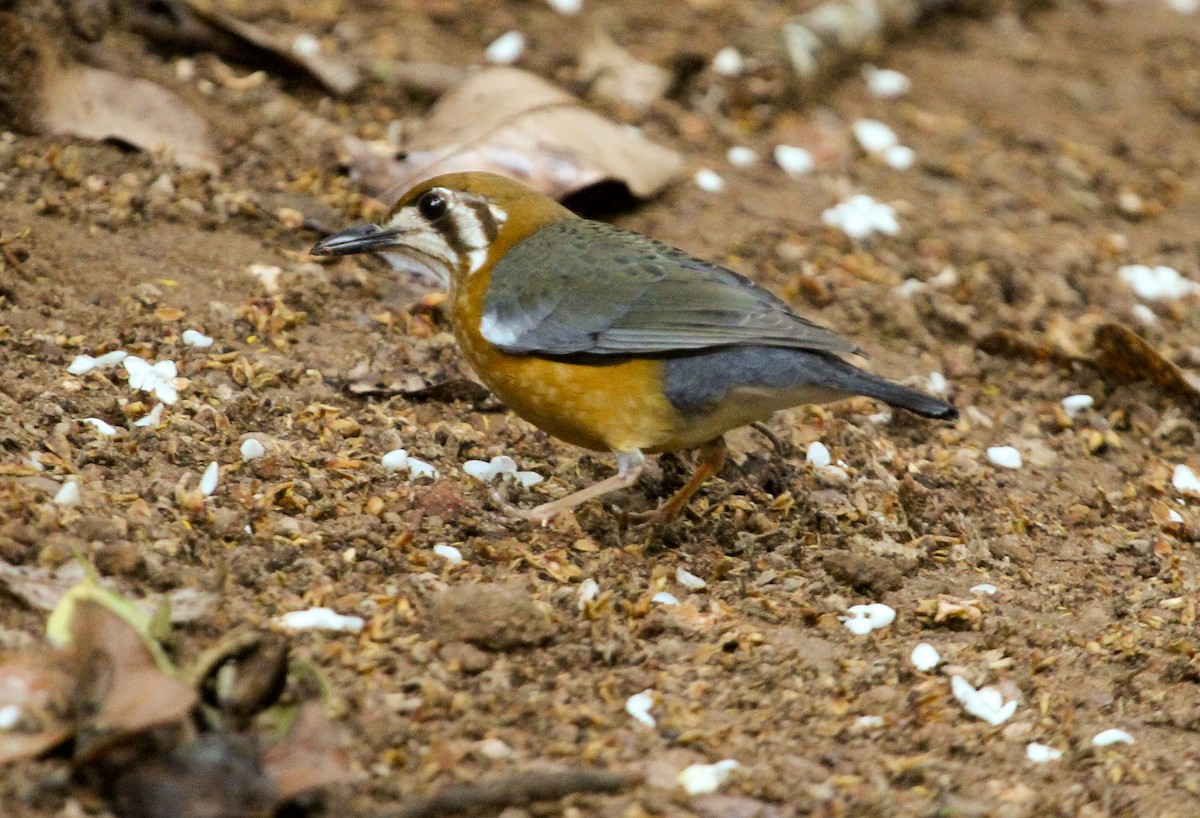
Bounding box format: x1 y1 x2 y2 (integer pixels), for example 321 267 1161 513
481 219 859 357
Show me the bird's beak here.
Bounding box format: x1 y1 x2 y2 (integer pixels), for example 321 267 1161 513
309 223 404 256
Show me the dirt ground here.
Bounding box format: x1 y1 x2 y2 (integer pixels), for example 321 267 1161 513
3 0 1200 816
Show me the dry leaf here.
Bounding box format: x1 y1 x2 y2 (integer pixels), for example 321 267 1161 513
0 653 76 763
0 16 217 171
579 30 672 113
0 559 88 612
261 702 358 800
1092 322 1200 410
342 67 683 203
976 329 1075 366
127 0 359 96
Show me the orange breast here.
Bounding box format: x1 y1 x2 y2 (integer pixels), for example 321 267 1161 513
451 265 684 453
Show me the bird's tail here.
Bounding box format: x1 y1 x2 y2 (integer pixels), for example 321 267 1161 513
800 352 958 420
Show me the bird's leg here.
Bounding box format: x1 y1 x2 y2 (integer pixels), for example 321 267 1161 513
498 450 646 522
634 436 727 525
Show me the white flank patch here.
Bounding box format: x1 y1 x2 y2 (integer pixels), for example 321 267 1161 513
279 607 364 633
625 689 656 727
479 312 522 347
862 65 911 98
432 544 463 564
1172 464 1200 495
950 676 1017 726
822 195 900 240
987 446 1022 469
678 760 740 795
240 438 266 461
181 329 214 348
1117 264 1200 300
485 31 525 65
1026 743 1063 763
910 642 940 671
805 441 831 468
83 418 118 436
1061 394 1094 417
200 461 219 496
53 481 81 506
1092 728 1135 746
841 603 896 635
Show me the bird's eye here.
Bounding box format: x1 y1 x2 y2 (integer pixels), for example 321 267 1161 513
417 190 449 222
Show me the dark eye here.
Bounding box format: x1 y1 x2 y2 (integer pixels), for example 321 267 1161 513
417 190 448 222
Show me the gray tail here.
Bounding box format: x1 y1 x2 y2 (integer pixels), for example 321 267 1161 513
803 352 958 420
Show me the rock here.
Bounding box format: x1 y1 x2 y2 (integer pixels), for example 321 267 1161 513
427 582 554 649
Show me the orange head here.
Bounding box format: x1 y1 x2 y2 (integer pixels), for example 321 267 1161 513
310 172 574 294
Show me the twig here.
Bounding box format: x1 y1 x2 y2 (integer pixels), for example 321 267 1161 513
381 768 639 818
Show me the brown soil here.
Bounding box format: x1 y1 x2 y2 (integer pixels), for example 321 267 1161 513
3 1 1200 816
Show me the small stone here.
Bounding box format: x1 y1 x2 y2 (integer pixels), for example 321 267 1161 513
987 446 1022 469
485 31 525 65
911 642 940 671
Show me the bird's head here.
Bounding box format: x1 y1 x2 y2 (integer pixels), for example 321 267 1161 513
309 172 574 291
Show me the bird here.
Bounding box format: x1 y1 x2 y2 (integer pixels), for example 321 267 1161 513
310 172 956 523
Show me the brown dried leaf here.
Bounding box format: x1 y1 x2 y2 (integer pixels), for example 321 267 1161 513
0 16 217 171
0 559 88 612
261 702 358 800
976 329 1075 366
127 0 359 95
342 67 683 203
579 30 672 113
71 599 197 760
1093 322 1200 410
0 654 76 763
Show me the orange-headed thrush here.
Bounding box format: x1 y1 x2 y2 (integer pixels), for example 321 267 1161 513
311 172 957 522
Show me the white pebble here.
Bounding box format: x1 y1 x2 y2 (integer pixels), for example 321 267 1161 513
463 455 543 487
0 704 21 730
928 371 949 396
726 146 758 168
862 65 911 98
1118 264 1200 301
694 168 725 193
883 144 915 170
1026 742 1063 763
1169 508 1184 523
547 0 583 13
951 676 1017 726
432 544 463 564
53 481 81 506
853 119 899 153
625 689 656 727
199 461 219 496
821 194 900 240
970 583 998 596
675 567 706 590
240 438 266 461
406 457 440 480
181 329 214 348
711 46 744 76
1166 0 1198 13
1172 464 1200 495
1061 394 1094 417
774 144 815 177
805 441 831 468
485 31 525 65
67 355 97 375
1092 728 1135 746
82 418 117 436
123 357 181 404
986 446 1022 470
577 578 600 609
678 760 740 795
279 607 364 633
855 715 884 729
841 603 896 635
382 449 409 474
651 591 679 606
1130 303 1158 326
910 642 940 671
291 33 321 58
133 403 164 428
